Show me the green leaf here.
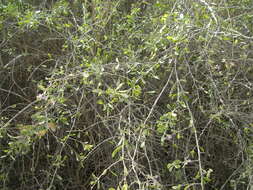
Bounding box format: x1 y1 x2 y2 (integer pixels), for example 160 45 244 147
172 184 182 190
122 184 128 190
184 184 191 190
83 144 93 151
112 145 123 158
97 99 104 105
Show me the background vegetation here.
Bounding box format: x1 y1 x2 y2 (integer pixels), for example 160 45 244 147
0 0 253 189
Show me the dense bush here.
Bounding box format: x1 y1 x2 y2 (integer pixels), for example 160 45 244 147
0 0 253 189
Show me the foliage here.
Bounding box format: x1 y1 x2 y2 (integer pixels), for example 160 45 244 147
0 0 253 189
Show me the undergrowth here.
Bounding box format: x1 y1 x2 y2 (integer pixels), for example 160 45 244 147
0 0 253 189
